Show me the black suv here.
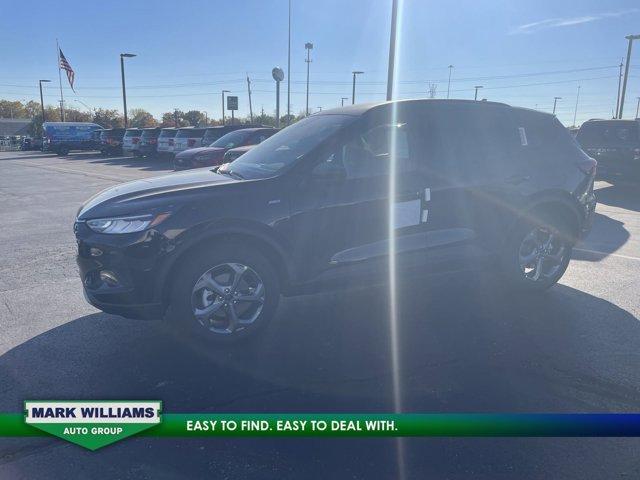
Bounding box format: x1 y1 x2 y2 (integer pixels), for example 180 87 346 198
575 119 640 179
75 100 596 344
99 128 126 156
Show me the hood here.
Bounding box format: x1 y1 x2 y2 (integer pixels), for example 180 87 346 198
175 146 225 158
77 169 237 219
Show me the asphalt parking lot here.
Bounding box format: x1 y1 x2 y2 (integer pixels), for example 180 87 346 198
1 150 639 479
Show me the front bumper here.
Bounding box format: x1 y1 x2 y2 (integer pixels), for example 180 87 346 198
75 221 173 320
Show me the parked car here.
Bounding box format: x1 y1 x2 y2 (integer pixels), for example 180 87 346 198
201 124 264 147
122 128 142 157
173 127 277 170
21 137 43 151
156 128 177 156
74 99 596 345
575 119 640 179
173 127 206 155
223 144 257 163
99 128 126 156
138 127 162 157
42 122 103 156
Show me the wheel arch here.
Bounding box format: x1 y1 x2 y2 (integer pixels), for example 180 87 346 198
159 223 294 308
511 191 582 243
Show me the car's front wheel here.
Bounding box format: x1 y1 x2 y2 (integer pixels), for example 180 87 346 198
168 243 280 344
501 214 573 291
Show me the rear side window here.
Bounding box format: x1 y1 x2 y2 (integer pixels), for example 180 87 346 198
412 104 519 183
512 110 577 163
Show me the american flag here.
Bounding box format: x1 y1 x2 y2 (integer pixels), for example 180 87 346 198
58 48 75 92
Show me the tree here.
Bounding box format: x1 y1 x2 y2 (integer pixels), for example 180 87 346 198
183 110 206 126
128 108 158 128
93 109 123 128
160 110 189 127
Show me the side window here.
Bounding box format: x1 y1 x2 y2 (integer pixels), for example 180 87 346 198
340 123 413 179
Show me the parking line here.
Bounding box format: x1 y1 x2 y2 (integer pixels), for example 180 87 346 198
574 248 640 262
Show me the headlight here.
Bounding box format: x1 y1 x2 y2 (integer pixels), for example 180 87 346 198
86 213 170 234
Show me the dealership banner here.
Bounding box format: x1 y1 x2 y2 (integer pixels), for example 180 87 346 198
3 407 640 450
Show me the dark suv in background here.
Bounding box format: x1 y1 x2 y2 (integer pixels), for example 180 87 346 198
99 128 126 156
138 127 162 157
575 119 640 180
75 99 596 345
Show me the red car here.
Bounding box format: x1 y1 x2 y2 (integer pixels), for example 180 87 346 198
173 127 277 170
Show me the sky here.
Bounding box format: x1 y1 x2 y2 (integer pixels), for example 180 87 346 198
0 0 639 126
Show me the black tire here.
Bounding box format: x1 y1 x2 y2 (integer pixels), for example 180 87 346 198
57 145 70 156
167 243 280 345
500 213 573 291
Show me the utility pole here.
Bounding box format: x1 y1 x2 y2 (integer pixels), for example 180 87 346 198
174 109 178 127
447 65 453 99
474 85 483 100
618 34 640 119
553 96 562 115
572 86 580 127
120 53 136 128
221 90 230 125
286 0 291 125
305 42 313 116
273 67 284 128
615 59 623 118
341 97 348 106
246 76 254 123
386 0 399 101
38 80 51 123
636 97 640 119
352 71 364 104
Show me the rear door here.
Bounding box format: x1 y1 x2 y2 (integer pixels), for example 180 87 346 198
413 103 522 267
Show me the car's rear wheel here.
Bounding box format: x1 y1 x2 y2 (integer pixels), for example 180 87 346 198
57 145 69 156
168 243 280 345
501 213 573 291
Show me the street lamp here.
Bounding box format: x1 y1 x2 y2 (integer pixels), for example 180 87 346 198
341 97 348 106
618 34 640 118
38 80 51 123
352 71 364 105
447 65 453 99
221 90 230 125
552 96 562 115
636 97 640 119
120 53 136 128
305 42 313 116
474 85 483 100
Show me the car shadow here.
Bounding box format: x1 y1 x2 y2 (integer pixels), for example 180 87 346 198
1 275 638 414
595 183 640 213
572 212 630 261
1 276 639 478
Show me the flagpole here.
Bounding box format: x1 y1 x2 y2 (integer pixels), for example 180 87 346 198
56 39 65 122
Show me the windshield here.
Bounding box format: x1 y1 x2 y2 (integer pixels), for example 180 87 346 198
211 130 253 149
220 114 354 179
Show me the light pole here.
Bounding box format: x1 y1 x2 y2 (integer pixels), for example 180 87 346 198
615 59 623 117
386 0 399 101
352 71 364 105
572 86 580 127
221 90 230 125
305 42 313 116
287 0 291 125
636 97 640 119
552 96 562 115
447 65 453 99
38 80 51 123
341 97 348 106
120 53 136 128
618 34 640 118
272 67 284 128
474 85 483 100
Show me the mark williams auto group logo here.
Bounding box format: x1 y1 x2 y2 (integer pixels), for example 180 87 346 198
25 400 161 450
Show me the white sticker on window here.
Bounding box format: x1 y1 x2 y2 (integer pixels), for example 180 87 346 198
518 127 528 146
393 199 421 229
424 187 431 202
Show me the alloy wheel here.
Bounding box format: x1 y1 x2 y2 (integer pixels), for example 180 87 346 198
518 227 568 282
